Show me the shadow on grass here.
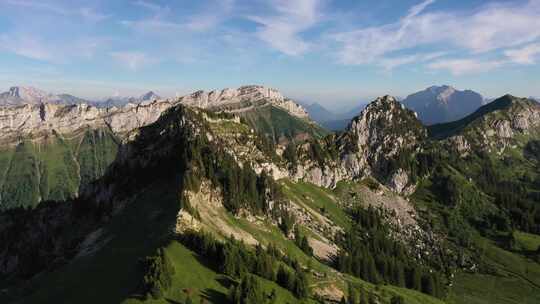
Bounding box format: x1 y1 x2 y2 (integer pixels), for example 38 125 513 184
216 275 236 289
165 298 183 304
200 288 228 303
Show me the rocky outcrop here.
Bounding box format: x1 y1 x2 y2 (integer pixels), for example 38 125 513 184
0 100 176 145
179 85 309 119
337 96 426 192
442 95 540 154
290 96 427 194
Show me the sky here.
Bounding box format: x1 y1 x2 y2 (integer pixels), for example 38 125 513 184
0 0 539 109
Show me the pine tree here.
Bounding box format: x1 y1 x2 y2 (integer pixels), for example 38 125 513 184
421 273 435 296
293 270 310 299
390 295 405 304
347 283 359 304
359 288 368 304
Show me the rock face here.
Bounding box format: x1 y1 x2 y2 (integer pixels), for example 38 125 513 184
179 85 309 119
403 85 484 125
0 100 176 145
338 96 427 193
293 96 426 193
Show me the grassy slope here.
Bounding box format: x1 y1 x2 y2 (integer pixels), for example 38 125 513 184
448 235 540 304
281 179 350 229
411 161 540 303
0 142 40 209
238 105 329 142
76 129 119 187
279 180 446 304
8 177 446 304
12 180 308 304
0 128 118 210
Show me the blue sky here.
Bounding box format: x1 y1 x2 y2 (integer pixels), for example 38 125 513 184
0 0 539 108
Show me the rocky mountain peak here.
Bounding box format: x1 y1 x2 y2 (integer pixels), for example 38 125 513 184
1 86 55 105
403 85 484 125
140 91 160 102
335 95 426 193
8 86 49 100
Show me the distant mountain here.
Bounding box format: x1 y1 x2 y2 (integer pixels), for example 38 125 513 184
0 86 90 106
56 94 91 105
0 86 164 108
95 91 161 108
321 103 367 131
402 85 483 125
301 102 337 123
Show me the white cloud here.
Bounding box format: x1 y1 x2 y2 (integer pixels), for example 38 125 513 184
110 51 157 71
332 0 540 66
379 51 446 71
427 59 505 75
0 34 53 61
248 0 322 56
504 43 540 64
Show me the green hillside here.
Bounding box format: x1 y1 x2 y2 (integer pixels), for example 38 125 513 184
238 105 330 143
0 128 119 210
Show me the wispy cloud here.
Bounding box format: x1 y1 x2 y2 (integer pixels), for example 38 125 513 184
110 51 157 71
0 34 54 61
3 0 110 22
0 33 108 63
331 0 540 68
185 0 235 32
332 0 437 65
133 0 170 14
504 42 540 64
125 0 233 34
379 52 446 71
248 0 322 56
427 58 505 75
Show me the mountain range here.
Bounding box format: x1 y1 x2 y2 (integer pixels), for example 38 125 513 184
1 85 488 129
303 85 487 130
0 86 161 108
1 85 540 304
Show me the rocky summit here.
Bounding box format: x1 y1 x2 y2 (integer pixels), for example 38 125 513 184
179 85 309 118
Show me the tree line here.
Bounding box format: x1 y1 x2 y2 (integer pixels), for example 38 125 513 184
334 206 446 298
179 230 310 301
